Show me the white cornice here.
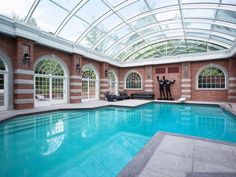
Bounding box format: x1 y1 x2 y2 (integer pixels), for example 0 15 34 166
0 15 235 68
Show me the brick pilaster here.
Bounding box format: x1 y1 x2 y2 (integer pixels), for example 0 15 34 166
228 58 236 103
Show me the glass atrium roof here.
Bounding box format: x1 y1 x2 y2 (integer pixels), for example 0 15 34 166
0 0 236 62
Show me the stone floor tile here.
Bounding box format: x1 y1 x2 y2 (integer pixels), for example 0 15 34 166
194 145 236 169
193 160 236 173
194 140 232 151
139 169 171 177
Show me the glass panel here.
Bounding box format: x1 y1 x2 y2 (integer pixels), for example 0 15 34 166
96 14 123 33
80 28 105 48
139 26 162 36
126 73 141 89
0 60 5 71
212 24 236 36
147 34 166 42
184 23 212 30
131 16 156 29
107 71 116 82
107 43 125 57
59 16 89 42
106 0 126 7
51 0 81 11
89 80 96 99
183 9 216 19
186 32 210 39
52 78 64 100
0 74 4 106
120 34 141 45
109 25 133 39
76 0 109 24
217 10 236 24
82 67 96 79
118 1 149 20
155 10 181 22
210 35 233 46
35 59 64 76
35 77 50 101
31 0 68 33
147 0 178 9
181 0 219 3
0 0 34 21
165 31 184 37
81 80 88 99
95 37 116 53
160 23 183 30
222 0 236 5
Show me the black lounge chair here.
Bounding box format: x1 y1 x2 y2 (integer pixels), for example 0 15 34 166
117 92 130 100
131 92 155 100
105 93 117 102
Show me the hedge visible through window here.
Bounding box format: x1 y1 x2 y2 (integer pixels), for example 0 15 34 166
198 66 226 89
126 72 141 89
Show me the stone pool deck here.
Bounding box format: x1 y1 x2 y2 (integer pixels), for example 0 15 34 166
119 132 236 177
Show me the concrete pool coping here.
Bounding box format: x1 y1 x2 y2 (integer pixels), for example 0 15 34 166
118 132 236 177
0 99 236 122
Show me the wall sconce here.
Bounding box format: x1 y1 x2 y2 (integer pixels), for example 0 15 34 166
76 63 81 72
104 63 108 77
105 69 108 77
23 53 30 65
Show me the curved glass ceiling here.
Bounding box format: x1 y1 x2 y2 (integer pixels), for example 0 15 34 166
0 0 236 62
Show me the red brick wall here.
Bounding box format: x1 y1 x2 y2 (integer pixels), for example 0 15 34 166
0 34 235 110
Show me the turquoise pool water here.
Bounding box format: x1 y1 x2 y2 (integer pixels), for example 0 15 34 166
0 103 236 177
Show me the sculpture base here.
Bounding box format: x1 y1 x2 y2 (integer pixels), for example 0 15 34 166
157 98 174 100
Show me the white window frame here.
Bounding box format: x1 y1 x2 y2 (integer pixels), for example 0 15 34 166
124 70 143 90
196 64 228 90
0 68 8 110
107 70 118 95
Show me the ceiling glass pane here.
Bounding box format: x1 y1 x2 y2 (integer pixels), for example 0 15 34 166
131 16 156 29
186 32 210 39
76 0 109 24
185 23 212 30
139 26 162 36
96 14 123 33
106 0 127 7
107 43 125 56
118 0 149 20
217 10 236 24
58 16 89 42
147 34 166 42
210 35 234 46
95 37 116 52
160 23 183 30
147 0 178 9
109 25 134 39
165 31 184 37
183 9 216 19
120 34 141 45
51 0 81 11
222 0 236 5
31 0 68 33
155 10 181 22
80 28 104 48
212 24 236 36
181 0 219 3
0 0 34 21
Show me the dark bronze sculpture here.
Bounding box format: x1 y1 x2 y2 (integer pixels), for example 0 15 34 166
157 76 165 99
157 76 175 100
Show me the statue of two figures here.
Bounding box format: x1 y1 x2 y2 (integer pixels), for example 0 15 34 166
157 76 175 100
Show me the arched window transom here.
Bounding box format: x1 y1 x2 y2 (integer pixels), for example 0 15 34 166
198 66 226 89
0 60 5 71
126 72 141 89
82 67 96 80
35 59 64 76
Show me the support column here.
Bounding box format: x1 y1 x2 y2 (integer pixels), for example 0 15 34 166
181 63 191 100
100 63 109 100
70 54 82 103
228 58 236 103
144 66 154 92
14 37 34 109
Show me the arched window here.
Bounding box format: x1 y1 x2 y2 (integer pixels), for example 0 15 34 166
34 58 67 106
81 65 98 101
125 72 142 89
198 65 226 89
0 59 7 110
107 71 118 95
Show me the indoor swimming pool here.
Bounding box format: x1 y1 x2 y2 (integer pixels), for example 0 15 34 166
0 103 236 177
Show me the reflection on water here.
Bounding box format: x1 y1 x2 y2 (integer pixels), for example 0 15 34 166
0 103 236 177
